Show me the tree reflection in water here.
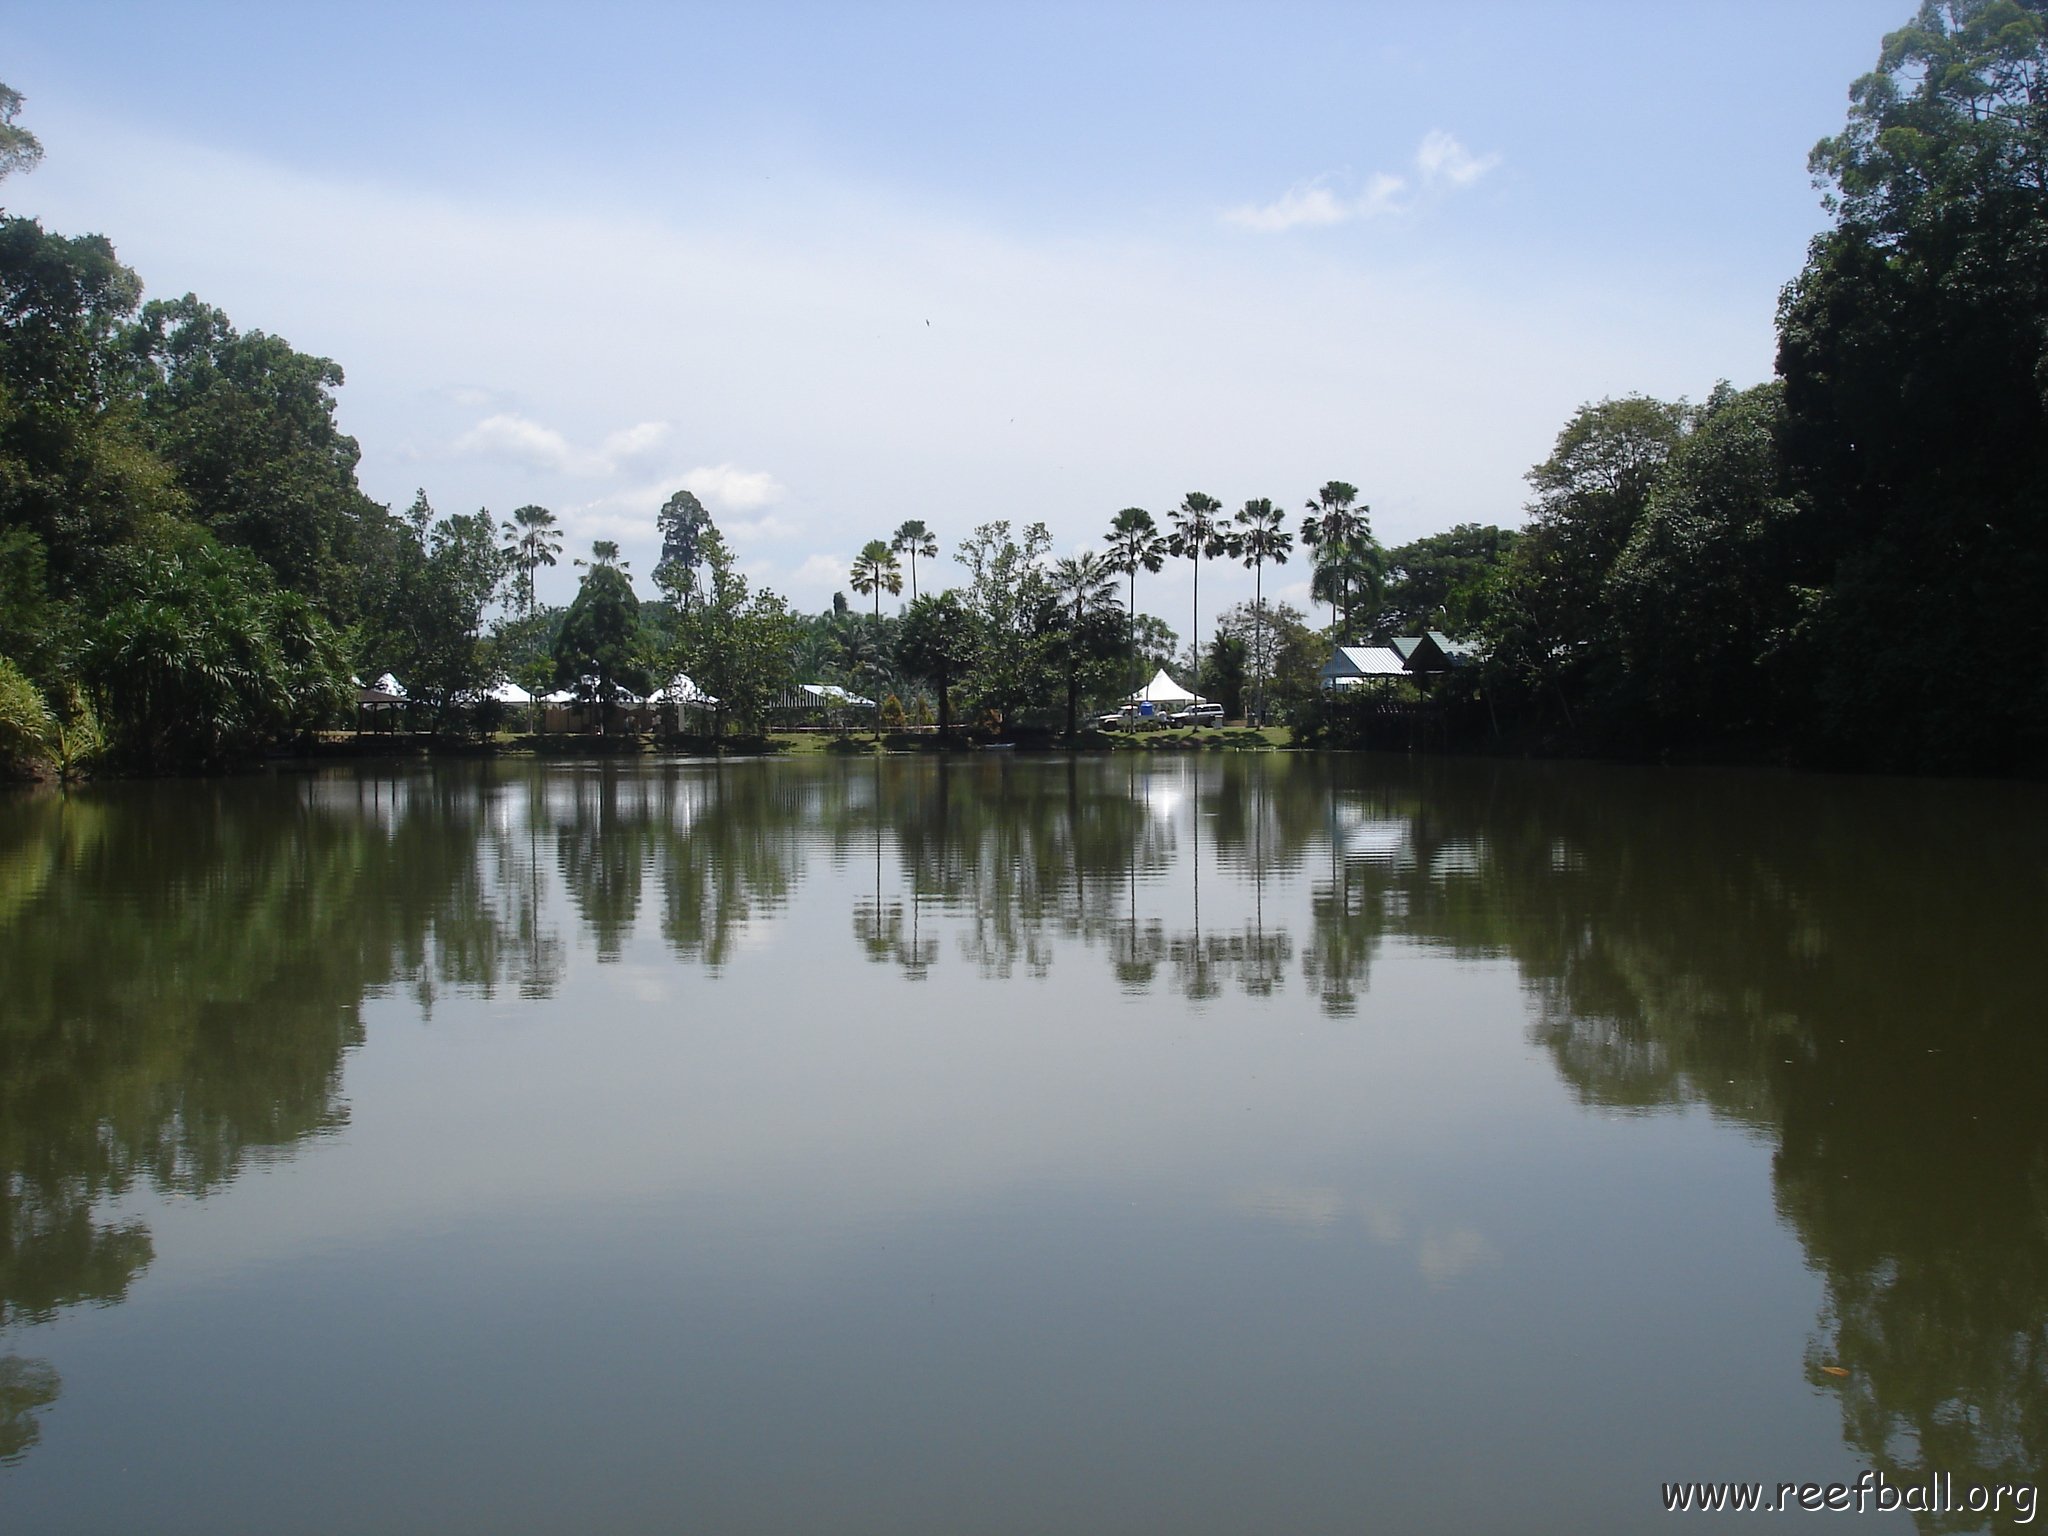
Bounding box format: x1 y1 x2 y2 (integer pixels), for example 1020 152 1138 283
2 755 2045 1508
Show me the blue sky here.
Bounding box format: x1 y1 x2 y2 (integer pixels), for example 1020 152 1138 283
11 1 1903 620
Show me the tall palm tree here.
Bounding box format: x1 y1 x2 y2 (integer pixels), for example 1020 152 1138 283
891 520 939 601
848 539 903 622
1167 492 1235 708
1105 506 1167 685
501 504 561 617
1301 480 1364 636
1234 497 1293 723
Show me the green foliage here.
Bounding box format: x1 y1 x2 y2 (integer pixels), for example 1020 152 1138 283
895 590 978 734
1778 0 2048 769
83 530 349 772
879 692 906 729
125 295 384 609
954 520 1054 724
554 562 650 729
668 526 799 733
1382 524 1521 636
362 492 506 729
0 83 44 183
1604 384 1815 740
848 537 903 621
1204 631 1248 719
0 653 52 774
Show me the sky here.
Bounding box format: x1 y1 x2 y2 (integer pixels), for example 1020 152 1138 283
9 0 1906 622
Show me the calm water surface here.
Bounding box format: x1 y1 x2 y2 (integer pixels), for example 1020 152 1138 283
2 754 2045 1533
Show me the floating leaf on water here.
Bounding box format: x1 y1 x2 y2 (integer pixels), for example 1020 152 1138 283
1820 1365 1851 1378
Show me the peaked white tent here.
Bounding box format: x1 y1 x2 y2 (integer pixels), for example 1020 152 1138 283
1127 669 1201 707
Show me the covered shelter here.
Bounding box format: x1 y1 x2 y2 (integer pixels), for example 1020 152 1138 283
353 673 406 732
1319 646 1410 691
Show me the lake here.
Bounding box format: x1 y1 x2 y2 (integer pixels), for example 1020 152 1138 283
3 753 2045 1533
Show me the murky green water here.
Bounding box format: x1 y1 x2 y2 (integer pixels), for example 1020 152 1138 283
3 754 2045 1533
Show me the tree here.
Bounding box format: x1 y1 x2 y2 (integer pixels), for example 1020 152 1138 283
848 538 903 622
670 525 798 734
1233 497 1292 721
83 528 349 772
891 519 939 601
1049 552 1123 736
1167 492 1233 705
501 504 561 618
1482 396 1690 729
553 561 649 733
955 520 1055 727
1382 524 1521 636
0 83 44 184
125 294 387 617
1104 506 1167 683
1204 630 1249 721
1300 481 1365 634
578 539 624 571
895 591 978 736
1777 0 2048 768
655 489 712 607
365 491 507 730
1604 382 1812 744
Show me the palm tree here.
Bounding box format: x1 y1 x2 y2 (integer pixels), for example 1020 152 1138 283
1050 551 1123 737
891 520 939 601
501 504 561 617
576 539 625 572
1104 506 1167 685
1301 480 1364 635
848 539 903 622
1234 497 1293 723
1310 535 1387 638
1167 492 1235 710
1052 551 1119 624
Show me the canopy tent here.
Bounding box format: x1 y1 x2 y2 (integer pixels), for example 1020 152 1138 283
799 683 875 709
648 673 719 707
487 681 535 705
1127 669 1201 707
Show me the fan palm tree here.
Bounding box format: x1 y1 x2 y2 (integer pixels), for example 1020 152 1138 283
1052 551 1119 624
1105 507 1166 684
1301 480 1364 635
848 539 903 622
501 504 562 617
1167 492 1235 709
891 520 939 601
576 539 625 572
1234 497 1292 723
1310 535 1386 638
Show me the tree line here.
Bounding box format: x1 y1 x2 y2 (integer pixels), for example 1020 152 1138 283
4 0 2045 776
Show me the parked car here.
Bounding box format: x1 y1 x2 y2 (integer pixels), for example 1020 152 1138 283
1169 703 1225 726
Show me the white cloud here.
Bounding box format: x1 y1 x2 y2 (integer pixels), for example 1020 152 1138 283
1224 180 1354 233
600 420 674 463
1226 134 1495 233
452 413 596 474
1416 129 1500 190
723 513 798 543
795 553 848 587
679 462 786 511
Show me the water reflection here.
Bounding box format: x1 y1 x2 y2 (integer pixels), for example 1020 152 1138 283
1 756 2045 1527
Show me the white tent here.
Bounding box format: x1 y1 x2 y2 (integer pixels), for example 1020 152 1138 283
648 673 719 707
487 681 535 705
1127 669 1200 706
373 672 407 699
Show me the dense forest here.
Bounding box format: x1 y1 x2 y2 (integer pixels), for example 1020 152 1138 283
2 0 2045 777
